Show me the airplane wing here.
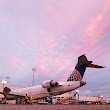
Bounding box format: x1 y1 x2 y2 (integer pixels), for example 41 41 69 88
0 91 24 97
0 87 26 100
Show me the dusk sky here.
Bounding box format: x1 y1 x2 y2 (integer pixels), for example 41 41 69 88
0 0 110 98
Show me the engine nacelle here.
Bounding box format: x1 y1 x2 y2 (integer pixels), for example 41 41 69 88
42 80 58 88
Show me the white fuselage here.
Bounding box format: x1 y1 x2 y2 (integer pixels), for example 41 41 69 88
9 81 82 99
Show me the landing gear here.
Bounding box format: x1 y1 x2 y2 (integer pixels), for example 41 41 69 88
16 98 25 104
16 94 32 104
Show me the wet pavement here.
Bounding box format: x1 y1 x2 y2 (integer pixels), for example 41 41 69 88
0 104 110 110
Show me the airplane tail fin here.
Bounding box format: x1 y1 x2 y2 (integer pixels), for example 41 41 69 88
67 54 104 81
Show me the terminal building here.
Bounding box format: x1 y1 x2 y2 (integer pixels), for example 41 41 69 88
52 91 106 104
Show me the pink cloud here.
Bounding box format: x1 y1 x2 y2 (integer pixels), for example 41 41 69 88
42 0 93 36
80 0 110 47
2 51 25 72
1 0 109 85
0 16 9 25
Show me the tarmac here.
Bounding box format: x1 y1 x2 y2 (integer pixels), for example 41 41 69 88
0 105 110 110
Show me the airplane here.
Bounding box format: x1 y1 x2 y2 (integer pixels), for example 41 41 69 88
0 54 104 103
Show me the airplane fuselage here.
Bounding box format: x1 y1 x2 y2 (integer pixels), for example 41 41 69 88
7 81 84 100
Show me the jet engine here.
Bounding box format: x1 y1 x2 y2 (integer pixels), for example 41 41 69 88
42 80 58 88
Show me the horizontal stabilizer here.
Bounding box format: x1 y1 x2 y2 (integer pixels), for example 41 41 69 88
87 64 105 68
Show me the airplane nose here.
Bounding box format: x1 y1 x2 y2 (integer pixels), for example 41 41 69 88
80 81 86 86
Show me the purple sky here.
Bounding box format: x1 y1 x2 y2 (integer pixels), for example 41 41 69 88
0 0 110 98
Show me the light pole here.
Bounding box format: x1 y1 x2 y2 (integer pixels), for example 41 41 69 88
32 68 36 86
100 95 103 102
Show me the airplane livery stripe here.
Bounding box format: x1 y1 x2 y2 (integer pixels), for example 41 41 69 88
67 69 82 81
